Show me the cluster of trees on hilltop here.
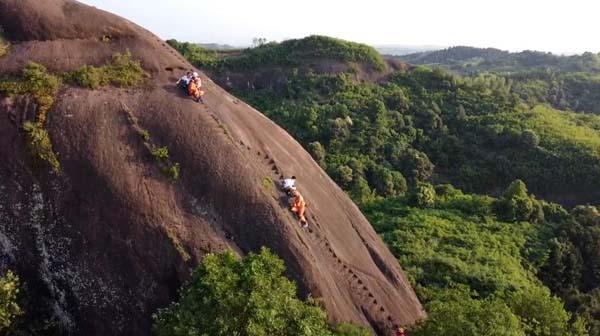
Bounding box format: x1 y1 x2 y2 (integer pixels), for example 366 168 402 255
168 35 386 73
400 46 600 73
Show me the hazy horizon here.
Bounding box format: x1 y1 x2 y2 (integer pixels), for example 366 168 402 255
79 0 599 55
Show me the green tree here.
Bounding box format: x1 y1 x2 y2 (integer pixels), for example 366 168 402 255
508 287 572 336
521 129 540 148
413 288 524 336
495 180 535 222
153 248 358 336
332 323 370 336
411 182 436 208
309 141 326 166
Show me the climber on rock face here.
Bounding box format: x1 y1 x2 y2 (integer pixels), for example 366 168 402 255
176 71 192 92
290 189 308 228
395 326 406 336
281 175 297 196
187 72 204 103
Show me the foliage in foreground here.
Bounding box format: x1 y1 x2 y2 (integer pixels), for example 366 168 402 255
0 271 22 332
153 248 368 336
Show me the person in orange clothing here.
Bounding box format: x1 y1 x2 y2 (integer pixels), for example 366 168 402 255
187 73 204 103
290 190 308 228
395 326 406 336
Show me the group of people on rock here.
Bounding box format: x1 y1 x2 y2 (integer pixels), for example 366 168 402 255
177 71 204 103
281 176 308 228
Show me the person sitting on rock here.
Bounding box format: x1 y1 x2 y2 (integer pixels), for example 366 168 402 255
290 189 308 228
187 73 204 103
281 175 297 195
176 71 192 93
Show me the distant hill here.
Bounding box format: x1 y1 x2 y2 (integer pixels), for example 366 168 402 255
375 45 444 56
167 35 411 91
197 42 239 50
399 46 600 73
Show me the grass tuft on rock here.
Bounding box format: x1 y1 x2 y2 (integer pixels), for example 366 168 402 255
67 51 147 89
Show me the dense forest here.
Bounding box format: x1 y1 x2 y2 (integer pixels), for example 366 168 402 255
398 46 600 114
163 36 600 335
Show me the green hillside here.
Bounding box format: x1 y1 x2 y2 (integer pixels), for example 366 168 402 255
172 36 600 334
168 35 386 72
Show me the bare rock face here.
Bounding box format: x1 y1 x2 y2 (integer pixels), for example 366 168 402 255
0 0 425 334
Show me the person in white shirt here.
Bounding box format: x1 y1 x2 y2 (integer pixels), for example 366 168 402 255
176 71 192 92
281 176 297 195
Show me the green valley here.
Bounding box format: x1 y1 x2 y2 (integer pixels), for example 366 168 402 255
170 36 600 335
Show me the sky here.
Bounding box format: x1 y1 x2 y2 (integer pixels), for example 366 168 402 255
79 0 599 54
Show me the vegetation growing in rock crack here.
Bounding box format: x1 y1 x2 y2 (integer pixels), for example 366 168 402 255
150 146 180 181
152 248 369 336
0 271 23 332
0 27 9 57
165 228 191 262
0 62 62 172
67 51 147 89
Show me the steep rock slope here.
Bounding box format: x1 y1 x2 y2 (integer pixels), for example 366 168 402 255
0 0 425 334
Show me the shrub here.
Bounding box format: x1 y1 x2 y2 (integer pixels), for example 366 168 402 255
0 31 8 57
22 122 60 172
68 51 146 88
151 146 170 162
153 248 358 336
69 65 104 89
137 129 150 142
0 271 23 332
106 51 146 87
262 176 276 194
161 163 180 181
151 146 180 180
22 62 61 95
